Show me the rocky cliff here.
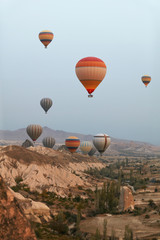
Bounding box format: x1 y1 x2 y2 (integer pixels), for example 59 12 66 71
0 145 105 196
119 186 135 211
0 175 37 240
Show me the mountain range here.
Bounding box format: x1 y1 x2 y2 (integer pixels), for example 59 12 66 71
0 127 160 157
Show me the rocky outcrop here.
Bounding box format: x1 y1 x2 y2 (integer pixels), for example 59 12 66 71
0 175 37 240
10 189 51 223
119 186 134 211
0 145 105 196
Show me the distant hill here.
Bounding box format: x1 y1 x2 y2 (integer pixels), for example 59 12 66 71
0 127 93 143
0 127 160 157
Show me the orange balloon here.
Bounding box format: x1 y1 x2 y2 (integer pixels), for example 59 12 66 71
65 136 80 153
141 75 151 87
39 30 54 48
75 57 107 97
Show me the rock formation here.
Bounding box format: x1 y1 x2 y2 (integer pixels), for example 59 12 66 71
0 145 105 196
119 186 135 211
10 189 51 223
0 175 37 240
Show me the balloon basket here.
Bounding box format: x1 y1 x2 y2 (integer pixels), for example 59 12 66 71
88 94 93 98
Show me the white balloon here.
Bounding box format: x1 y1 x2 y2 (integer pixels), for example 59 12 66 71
93 133 111 155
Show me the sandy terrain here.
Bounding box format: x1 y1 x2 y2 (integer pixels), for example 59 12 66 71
80 213 160 239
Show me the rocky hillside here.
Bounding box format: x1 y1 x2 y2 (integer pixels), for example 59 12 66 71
0 175 37 240
0 145 105 196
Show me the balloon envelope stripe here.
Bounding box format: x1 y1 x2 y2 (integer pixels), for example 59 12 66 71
142 81 150 84
66 142 80 146
40 39 52 42
39 32 53 35
94 135 110 138
66 139 80 141
68 146 77 149
76 62 106 68
76 67 106 80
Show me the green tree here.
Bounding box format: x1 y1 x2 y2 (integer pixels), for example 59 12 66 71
124 225 133 240
130 169 133 183
103 219 107 240
95 185 100 213
99 183 107 213
126 158 129 167
94 228 101 240
110 228 116 240
76 209 81 231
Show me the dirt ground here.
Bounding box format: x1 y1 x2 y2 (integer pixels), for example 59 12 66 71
80 213 160 240
80 189 160 239
134 191 160 205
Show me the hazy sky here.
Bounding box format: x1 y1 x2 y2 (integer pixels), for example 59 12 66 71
0 0 160 145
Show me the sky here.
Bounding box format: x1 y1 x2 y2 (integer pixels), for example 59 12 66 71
0 0 160 145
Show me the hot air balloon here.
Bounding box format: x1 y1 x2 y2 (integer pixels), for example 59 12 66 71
40 98 53 114
42 137 55 148
26 124 42 142
88 146 97 156
80 141 92 155
93 133 111 155
75 57 107 97
39 30 54 48
65 136 80 153
141 75 151 87
22 139 34 148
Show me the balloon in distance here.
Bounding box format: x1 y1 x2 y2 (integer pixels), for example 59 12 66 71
26 124 42 142
39 30 54 48
65 136 80 153
88 146 97 156
42 137 55 148
80 141 92 155
75 57 107 97
141 75 151 87
93 133 111 155
22 139 34 148
40 98 53 114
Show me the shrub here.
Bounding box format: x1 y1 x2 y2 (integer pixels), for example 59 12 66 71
15 176 23 184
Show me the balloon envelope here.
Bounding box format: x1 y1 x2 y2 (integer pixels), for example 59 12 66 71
141 75 151 87
26 124 42 142
39 30 54 48
65 136 80 153
75 57 107 97
88 146 97 156
42 137 55 148
22 139 34 148
93 133 111 155
80 141 92 154
40 98 53 114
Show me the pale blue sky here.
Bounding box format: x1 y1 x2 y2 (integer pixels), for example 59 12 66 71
0 0 160 145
